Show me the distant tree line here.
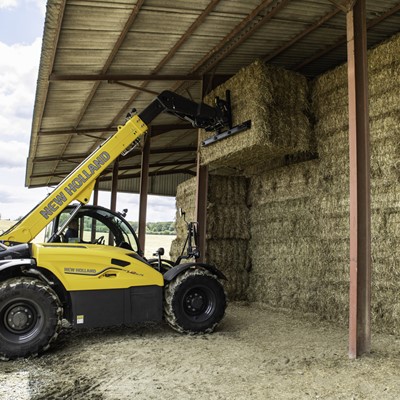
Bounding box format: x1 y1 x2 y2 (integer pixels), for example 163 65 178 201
80 219 175 235
129 221 176 235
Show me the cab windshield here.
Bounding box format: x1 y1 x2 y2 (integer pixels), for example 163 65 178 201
46 206 139 252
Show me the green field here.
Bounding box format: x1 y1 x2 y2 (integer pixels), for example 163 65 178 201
0 220 15 232
143 234 175 259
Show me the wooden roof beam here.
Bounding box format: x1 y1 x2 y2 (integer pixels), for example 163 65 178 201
49 74 201 81
29 168 196 188
99 169 197 182
37 124 193 137
33 146 197 163
29 159 197 179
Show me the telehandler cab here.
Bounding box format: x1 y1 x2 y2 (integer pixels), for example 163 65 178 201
0 90 249 360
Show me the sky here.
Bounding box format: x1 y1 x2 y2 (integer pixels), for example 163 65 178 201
0 0 176 222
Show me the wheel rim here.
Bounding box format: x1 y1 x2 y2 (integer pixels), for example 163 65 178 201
0 298 44 344
181 285 216 323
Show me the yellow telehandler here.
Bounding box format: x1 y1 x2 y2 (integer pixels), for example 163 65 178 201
0 90 250 360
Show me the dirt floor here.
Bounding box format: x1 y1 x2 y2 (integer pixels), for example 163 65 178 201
1 302 400 400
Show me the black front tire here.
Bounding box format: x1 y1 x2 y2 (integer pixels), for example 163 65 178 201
0 278 63 360
164 268 226 334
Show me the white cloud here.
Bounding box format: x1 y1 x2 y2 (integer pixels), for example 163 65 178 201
30 0 46 15
0 177 49 219
0 0 45 14
0 36 42 219
0 3 176 224
101 192 176 222
0 141 28 167
0 38 41 141
0 0 18 9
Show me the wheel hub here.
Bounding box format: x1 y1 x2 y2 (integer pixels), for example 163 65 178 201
5 305 35 333
186 292 205 312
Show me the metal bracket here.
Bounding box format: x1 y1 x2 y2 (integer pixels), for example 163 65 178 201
201 120 251 147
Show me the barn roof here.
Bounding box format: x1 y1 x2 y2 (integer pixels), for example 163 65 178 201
27 0 400 195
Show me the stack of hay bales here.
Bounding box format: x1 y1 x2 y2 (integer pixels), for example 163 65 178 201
169 33 400 333
170 175 250 300
312 64 350 325
169 178 197 261
247 161 324 316
311 33 400 332
200 60 312 172
368 34 400 334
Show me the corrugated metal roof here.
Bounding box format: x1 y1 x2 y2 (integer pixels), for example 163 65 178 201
28 0 400 195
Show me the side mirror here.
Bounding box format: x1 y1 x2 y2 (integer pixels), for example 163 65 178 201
118 209 128 218
179 208 186 221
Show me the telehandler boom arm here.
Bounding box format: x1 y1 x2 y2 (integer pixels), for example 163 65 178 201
0 91 231 244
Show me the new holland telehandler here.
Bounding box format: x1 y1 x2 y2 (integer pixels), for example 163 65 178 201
0 90 249 360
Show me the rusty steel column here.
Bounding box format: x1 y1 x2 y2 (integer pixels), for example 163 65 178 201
92 180 99 206
195 161 208 263
346 0 371 359
138 132 150 252
109 158 119 245
195 79 209 263
91 180 99 242
110 159 119 212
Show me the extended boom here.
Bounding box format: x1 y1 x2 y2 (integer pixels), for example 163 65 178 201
0 90 231 244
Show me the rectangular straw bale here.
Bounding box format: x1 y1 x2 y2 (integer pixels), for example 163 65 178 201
370 115 400 140
384 212 400 238
248 160 319 206
319 213 349 240
317 130 348 160
319 194 349 214
249 235 322 274
171 174 250 301
174 176 196 238
313 85 348 123
200 60 311 170
206 204 250 240
368 32 400 72
314 106 348 138
207 175 248 206
369 65 400 98
312 63 347 97
250 208 319 243
370 90 400 118
206 239 250 300
371 278 400 335
374 259 400 280
371 138 400 183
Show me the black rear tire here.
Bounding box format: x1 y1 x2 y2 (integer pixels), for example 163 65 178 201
0 277 63 360
164 268 226 334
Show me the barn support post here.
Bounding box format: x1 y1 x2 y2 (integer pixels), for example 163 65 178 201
109 158 119 245
195 162 208 263
138 131 151 252
110 158 119 212
92 180 99 206
346 0 371 359
195 77 210 263
91 180 99 242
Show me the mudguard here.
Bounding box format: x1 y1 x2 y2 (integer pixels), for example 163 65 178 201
163 262 227 283
0 258 35 272
0 243 31 261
